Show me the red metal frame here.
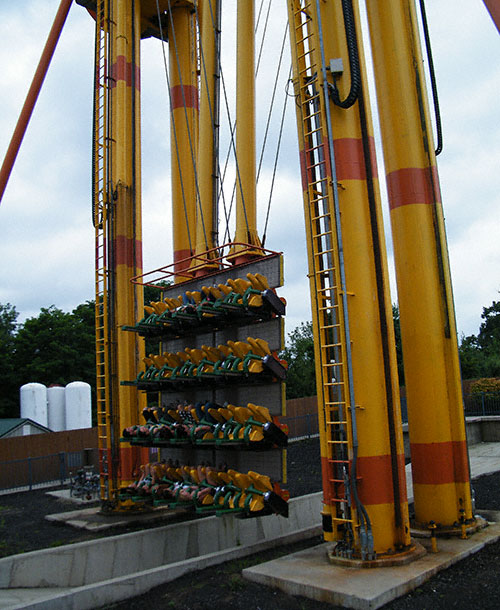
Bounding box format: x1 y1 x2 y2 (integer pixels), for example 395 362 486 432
484 0 500 33
131 242 282 288
0 0 73 204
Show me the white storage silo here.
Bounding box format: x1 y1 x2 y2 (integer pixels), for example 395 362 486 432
65 381 92 429
47 385 66 432
20 383 48 427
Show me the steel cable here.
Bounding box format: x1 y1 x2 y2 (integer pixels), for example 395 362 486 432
261 64 292 247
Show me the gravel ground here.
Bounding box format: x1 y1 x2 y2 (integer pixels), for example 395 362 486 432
1 438 499 609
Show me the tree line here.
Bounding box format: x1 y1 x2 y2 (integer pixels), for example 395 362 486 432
281 299 500 399
1 295 498 417
0 302 95 418
0 285 163 419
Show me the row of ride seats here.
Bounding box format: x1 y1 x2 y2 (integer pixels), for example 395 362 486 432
122 460 288 517
122 402 288 447
138 336 287 382
141 272 285 326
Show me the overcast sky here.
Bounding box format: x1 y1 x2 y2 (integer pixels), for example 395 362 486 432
1 0 499 342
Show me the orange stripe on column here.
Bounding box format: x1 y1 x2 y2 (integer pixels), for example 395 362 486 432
321 456 335 503
299 145 327 191
174 248 194 274
114 235 143 268
299 148 310 192
356 453 407 505
332 137 378 181
322 454 406 506
299 136 377 199
386 166 441 210
119 445 142 481
410 440 469 485
170 84 199 110
111 55 140 90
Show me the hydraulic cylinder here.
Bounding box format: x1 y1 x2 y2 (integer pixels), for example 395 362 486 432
366 0 473 528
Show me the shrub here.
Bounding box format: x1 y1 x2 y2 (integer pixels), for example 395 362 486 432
470 378 500 395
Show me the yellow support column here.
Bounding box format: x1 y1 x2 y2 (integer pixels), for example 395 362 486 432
231 0 262 263
288 0 411 558
319 0 410 556
169 4 199 279
194 0 219 273
366 0 474 529
110 0 145 489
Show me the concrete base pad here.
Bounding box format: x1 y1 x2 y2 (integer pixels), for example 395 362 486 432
243 511 500 610
46 489 99 505
45 504 191 531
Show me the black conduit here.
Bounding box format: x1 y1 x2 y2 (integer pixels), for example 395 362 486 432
328 0 360 109
418 0 443 155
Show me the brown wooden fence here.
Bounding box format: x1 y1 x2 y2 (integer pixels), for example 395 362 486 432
0 427 98 462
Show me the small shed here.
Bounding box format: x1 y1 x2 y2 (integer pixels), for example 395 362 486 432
0 418 51 439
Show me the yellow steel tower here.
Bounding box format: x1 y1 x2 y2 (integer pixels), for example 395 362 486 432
229 0 263 264
287 0 413 560
94 0 146 500
194 0 220 267
169 1 199 279
366 0 474 530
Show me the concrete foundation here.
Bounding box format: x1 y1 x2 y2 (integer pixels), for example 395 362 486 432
0 493 322 609
243 511 500 610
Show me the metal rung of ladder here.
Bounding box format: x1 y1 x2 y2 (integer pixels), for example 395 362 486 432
93 0 116 502
290 0 358 545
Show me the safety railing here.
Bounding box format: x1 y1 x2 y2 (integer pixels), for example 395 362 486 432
282 414 319 441
0 449 99 493
464 393 500 417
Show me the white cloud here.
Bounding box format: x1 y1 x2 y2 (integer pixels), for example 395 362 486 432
0 0 498 344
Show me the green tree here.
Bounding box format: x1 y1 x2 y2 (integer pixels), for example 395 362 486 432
13 303 96 398
69 300 97 390
476 299 500 377
0 303 19 417
281 321 316 399
458 298 500 379
458 334 483 379
392 304 405 387
282 306 405 399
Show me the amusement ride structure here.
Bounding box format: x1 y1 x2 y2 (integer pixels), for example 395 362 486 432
2 0 499 570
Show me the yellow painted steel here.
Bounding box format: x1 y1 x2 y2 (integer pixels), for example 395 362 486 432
288 0 357 546
110 0 146 490
233 0 261 253
194 0 218 268
366 0 473 527
169 5 198 278
287 0 410 556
